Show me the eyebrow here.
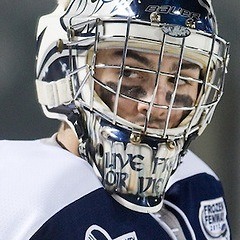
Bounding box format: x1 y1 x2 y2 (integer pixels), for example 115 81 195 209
111 49 200 71
172 61 201 71
112 49 151 67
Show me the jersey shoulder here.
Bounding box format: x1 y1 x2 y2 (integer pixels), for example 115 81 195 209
167 150 218 189
165 150 231 240
0 139 178 239
0 137 102 240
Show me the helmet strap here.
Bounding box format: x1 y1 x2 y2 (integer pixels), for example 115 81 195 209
180 131 199 157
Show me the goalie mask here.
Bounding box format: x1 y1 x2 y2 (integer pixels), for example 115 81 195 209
35 0 229 213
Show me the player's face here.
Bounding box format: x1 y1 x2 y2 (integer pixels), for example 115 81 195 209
94 48 200 129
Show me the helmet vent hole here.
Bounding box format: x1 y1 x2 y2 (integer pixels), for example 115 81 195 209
96 143 104 158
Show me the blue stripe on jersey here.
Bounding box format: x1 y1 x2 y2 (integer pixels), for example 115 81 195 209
30 188 173 240
165 173 230 239
164 202 193 240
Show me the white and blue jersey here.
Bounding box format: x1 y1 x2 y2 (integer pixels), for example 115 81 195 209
0 135 231 239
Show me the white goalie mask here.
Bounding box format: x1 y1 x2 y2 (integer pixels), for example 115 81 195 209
35 0 229 213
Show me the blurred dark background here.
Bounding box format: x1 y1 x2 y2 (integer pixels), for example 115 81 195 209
0 0 239 238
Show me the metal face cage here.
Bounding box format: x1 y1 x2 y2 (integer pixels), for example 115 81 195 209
68 17 229 141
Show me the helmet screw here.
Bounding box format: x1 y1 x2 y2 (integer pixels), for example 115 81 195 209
130 133 142 144
56 39 64 53
166 140 175 150
185 18 196 29
67 27 75 40
150 12 161 24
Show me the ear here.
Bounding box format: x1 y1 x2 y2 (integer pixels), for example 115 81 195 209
57 0 71 9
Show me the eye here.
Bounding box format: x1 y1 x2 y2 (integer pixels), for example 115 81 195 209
168 76 176 85
167 75 190 86
123 69 139 79
178 78 190 86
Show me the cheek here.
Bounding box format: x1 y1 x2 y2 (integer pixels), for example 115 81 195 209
117 98 138 118
188 83 199 102
178 82 199 104
191 71 201 99
169 110 183 125
94 68 108 83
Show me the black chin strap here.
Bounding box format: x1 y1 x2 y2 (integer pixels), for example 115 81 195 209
180 131 199 157
67 108 95 162
67 108 88 140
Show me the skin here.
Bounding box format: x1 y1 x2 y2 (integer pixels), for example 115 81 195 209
57 48 200 154
57 122 79 156
94 48 200 129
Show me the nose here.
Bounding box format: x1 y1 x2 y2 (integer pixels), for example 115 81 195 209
137 81 170 125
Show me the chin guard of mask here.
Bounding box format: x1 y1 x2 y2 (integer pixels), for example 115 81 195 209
77 117 183 213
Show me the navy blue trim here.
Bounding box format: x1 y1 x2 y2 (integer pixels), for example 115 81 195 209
36 27 47 63
30 188 172 239
164 203 193 239
37 46 68 80
36 28 47 78
60 0 214 34
165 173 229 239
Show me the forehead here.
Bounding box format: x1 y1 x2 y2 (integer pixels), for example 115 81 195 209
96 47 201 71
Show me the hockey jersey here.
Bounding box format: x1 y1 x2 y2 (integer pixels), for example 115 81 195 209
0 135 231 240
